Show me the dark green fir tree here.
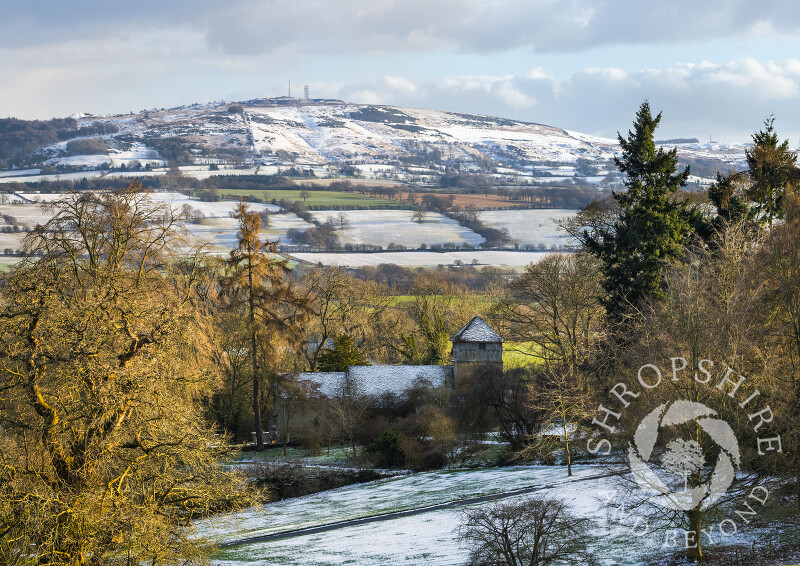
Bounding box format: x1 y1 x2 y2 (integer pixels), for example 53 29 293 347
582 101 701 319
744 115 798 227
317 334 369 372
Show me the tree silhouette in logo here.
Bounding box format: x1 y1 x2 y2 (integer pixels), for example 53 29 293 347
628 400 740 511
661 438 705 492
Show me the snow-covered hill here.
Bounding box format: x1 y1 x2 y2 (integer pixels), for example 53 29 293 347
7 98 747 181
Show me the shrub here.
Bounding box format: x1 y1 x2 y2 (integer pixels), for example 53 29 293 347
366 429 405 468
399 436 423 470
301 424 324 456
420 449 447 470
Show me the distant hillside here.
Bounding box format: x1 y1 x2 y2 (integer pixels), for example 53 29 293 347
0 99 746 186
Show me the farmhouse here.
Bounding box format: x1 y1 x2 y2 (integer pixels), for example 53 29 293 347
300 315 503 397
268 316 503 441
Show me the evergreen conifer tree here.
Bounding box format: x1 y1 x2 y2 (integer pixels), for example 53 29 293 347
317 334 369 372
582 102 700 318
744 115 798 227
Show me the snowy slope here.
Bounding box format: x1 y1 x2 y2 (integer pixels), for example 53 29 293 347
7 99 747 175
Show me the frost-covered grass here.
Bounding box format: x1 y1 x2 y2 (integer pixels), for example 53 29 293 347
478 208 576 248
311 210 484 248
232 446 354 467
202 465 799 566
0 256 22 270
290 251 551 268
197 465 598 545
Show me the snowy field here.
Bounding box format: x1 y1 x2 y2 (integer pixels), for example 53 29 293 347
187 213 313 253
0 169 41 178
0 204 51 226
0 193 284 256
290 251 551 268
311 210 485 248
0 171 106 183
198 465 594 544
198 464 790 566
478 209 576 248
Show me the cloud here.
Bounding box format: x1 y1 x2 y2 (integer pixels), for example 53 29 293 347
3 0 800 56
324 58 800 141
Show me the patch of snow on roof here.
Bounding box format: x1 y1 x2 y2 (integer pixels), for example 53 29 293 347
452 316 503 343
300 366 452 398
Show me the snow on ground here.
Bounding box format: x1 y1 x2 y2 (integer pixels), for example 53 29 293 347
186 213 313 253
311 210 485 248
0 171 105 183
0 204 50 226
262 213 315 243
290 251 551 268
147 192 281 216
478 209 577 248
203 464 795 566
185 218 241 252
0 169 41 178
197 466 600 544
49 155 109 168
0 233 25 251
107 141 159 166
180 167 259 180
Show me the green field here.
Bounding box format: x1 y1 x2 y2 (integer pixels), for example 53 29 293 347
503 341 541 368
219 189 407 209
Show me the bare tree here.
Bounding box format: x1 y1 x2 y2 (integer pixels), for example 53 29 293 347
530 365 594 477
301 266 394 369
492 252 605 370
326 381 369 459
458 496 595 566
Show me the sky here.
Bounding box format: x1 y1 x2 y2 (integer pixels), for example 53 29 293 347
2 0 800 143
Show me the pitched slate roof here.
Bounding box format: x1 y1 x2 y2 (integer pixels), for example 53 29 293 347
300 365 452 398
451 316 503 344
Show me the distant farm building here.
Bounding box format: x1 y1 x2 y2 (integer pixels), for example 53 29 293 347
268 316 503 442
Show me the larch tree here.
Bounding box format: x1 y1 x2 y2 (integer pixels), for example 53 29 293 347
221 202 311 451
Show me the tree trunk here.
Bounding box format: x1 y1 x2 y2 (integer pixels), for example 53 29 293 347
252 363 264 451
564 419 572 477
247 247 265 452
686 508 704 562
